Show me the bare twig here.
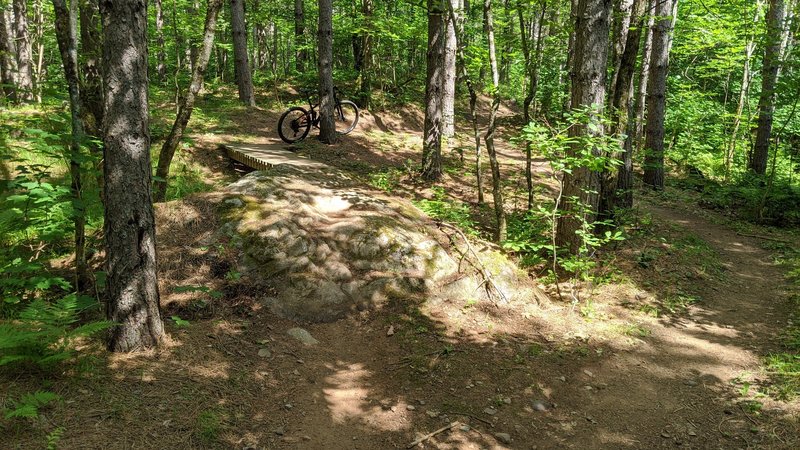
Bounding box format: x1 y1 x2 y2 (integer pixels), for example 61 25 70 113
437 221 509 304
406 422 459 448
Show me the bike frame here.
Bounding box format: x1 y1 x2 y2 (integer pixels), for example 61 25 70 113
304 88 344 128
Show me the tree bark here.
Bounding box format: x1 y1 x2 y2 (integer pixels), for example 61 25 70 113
519 0 547 210
484 0 506 241
317 0 337 144
608 0 633 104
295 0 306 72
555 0 611 254
12 0 33 101
155 0 166 80
634 0 655 149
357 0 373 109
0 4 18 102
100 0 166 352
422 0 445 181
79 0 103 137
442 0 460 138
231 0 255 106
154 0 224 203
750 0 787 174
642 0 677 189
51 0 89 290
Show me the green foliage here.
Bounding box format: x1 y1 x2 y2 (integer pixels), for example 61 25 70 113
3 391 61 420
414 187 478 236
0 294 112 369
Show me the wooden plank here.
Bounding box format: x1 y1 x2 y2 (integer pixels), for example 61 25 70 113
222 143 328 171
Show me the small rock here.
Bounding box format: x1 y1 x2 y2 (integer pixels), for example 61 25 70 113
426 410 439 418
688 431 697 436
684 380 698 387
533 401 548 412
302 435 311 441
503 397 511 405
224 198 244 207
418 400 426 405
558 376 566 382
284 403 293 410
483 407 497 416
258 348 272 358
406 405 416 411
661 432 671 438
495 432 512 444
287 328 319 345
584 385 593 390
583 370 594 378
459 424 471 432
274 427 285 436
387 325 395 336
292 369 300 376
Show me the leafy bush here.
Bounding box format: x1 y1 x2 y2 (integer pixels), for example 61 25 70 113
414 186 478 236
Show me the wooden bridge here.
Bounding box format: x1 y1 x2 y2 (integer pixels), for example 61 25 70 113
222 141 328 171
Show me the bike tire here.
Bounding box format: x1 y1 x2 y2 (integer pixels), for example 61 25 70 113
334 100 359 136
278 107 312 144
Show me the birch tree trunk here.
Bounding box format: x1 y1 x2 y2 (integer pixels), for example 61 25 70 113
421 0 445 180
0 4 18 102
556 0 611 254
634 0 655 149
642 0 678 189
231 0 255 106
442 0 460 138
155 0 166 80
100 0 166 352
750 0 787 174
12 0 33 101
317 0 337 143
51 0 89 290
154 0 224 202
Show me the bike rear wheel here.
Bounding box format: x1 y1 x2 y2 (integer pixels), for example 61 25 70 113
278 107 312 143
334 100 359 135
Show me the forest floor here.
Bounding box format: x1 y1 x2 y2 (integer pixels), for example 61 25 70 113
4 88 800 449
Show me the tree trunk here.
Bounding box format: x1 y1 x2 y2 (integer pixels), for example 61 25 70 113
51 0 89 290
750 0 787 175
0 4 18 102
562 0 579 115
100 0 166 352
317 0 337 144
555 0 611 255
12 0 33 101
231 0 255 106
31 0 45 102
634 0 655 149
357 0 373 109
442 0 460 138
154 0 224 203
295 0 305 72
607 0 632 104
484 0 506 241
155 0 166 80
726 1 762 180
610 0 646 210
642 0 677 189
519 0 547 210
421 0 445 181
79 0 103 137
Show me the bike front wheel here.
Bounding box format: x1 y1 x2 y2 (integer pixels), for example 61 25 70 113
278 107 312 144
334 100 359 136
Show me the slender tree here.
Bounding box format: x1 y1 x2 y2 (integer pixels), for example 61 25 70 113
79 0 103 136
556 0 611 254
155 0 167 80
295 0 306 72
318 0 337 143
634 0 655 148
51 0 89 290
100 0 166 351
154 0 225 202
12 0 33 102
231 0 255 106
484 0 507 241
442 0 460 138
422 0 445 180
0 4 18 102
750 0 787 174
642 0 677 189
356 0 374 108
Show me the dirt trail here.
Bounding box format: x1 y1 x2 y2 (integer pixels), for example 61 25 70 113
549 203 796 449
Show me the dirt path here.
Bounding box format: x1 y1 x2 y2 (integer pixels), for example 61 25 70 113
546 203 797 449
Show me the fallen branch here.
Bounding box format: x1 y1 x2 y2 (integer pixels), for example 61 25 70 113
436 221 509 304
407 422 459 448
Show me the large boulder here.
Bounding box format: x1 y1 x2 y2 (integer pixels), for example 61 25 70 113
217 164 538 322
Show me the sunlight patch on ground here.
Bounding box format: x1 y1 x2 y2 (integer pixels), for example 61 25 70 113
322 362 411 431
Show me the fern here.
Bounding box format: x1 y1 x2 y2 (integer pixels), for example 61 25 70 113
0 294 112 369
3 391 61 419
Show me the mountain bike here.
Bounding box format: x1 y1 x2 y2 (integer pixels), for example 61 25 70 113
277 87 359 144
